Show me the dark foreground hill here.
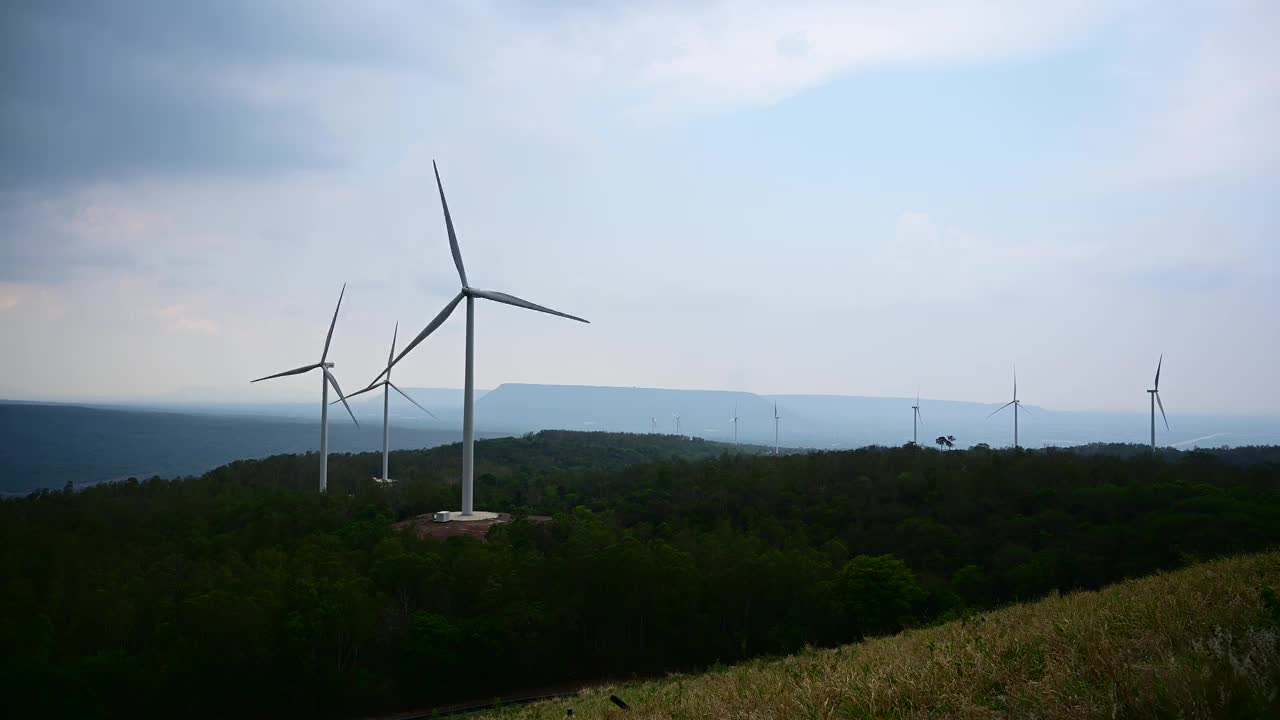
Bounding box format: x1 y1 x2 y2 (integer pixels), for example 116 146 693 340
1 435 1278 718
484 552 1280 719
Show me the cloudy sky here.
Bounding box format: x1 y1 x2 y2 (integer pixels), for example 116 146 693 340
2 0 1277 414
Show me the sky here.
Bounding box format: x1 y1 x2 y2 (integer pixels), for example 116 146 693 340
1 0 1278 415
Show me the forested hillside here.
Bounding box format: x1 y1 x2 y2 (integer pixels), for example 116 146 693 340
2 433 1278 718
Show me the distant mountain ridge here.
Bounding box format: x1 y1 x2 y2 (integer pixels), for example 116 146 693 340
0 402 473 494
472 383 1280 450
4 382 1279 494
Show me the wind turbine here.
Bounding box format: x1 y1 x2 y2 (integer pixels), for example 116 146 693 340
986 367 1027 448
337 323 436 483
911 390 923 446
673 413 681 436
773 402 780 455
650 417 657 433
251 283 359 492
372 161 589 517
1147 355 1169 451
729 402 740 445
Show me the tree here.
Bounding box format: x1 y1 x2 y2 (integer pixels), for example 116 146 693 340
935 436 955 450
832 554 926 639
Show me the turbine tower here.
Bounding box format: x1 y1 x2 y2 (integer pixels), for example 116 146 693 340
911 390 923 446
650 417 657 433
773 402 780 455
251 283 359 492
1147 354 1169 451
338 323 436 483
730 403 740 445
673 413 681 436
372 161 588 517
986 367 1026 448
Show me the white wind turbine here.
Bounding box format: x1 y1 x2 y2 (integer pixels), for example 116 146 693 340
673 413 681 436
773 402 780 455
1147 355 1169 451
337 323 436 483
729 402 740 445
911 390 923 446
251 283 359 492
371 161 589 517
986 367 1027 449
650 417 657 433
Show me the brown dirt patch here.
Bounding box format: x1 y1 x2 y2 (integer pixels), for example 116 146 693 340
393 513 551 542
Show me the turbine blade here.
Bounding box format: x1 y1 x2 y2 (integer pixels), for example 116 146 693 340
251 362 321 383
433 160 467 288
374 291 465 385
1156 392 1169 430
325 369 359 427
321 283 346 363
331 381 383 403
916 407 924 425
986 400 1015 419
387 322 399 367
390 381 437 419
469 288 589 323
1154 354 1163 391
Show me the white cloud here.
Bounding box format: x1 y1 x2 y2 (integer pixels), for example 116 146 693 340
3 1 1277 412
1099 0 1280 182
631 0 1115 115
156 304 218 335
398 0 1121 132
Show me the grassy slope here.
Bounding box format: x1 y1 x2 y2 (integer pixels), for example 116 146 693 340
485 552 1280 719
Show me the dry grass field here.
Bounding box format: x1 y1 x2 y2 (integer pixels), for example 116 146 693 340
481 552 1280 719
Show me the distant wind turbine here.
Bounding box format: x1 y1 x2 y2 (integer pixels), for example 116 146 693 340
911 390 923 446
251 283 359 492
1148 355 1169 451
650 416 657 433
337 323 436 483
773 402 780 455
986 366 1027 449
730 403 740 445
673 413 681 436
370 161 589 517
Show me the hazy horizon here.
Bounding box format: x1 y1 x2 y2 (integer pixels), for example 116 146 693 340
4 380 1280 420
3 1 1277 415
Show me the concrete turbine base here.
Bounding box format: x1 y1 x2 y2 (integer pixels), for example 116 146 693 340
443 510 500 522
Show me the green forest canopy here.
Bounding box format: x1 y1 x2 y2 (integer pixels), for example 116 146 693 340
2 431 1278 718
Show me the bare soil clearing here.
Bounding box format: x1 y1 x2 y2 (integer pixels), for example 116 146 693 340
393 513 551 541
